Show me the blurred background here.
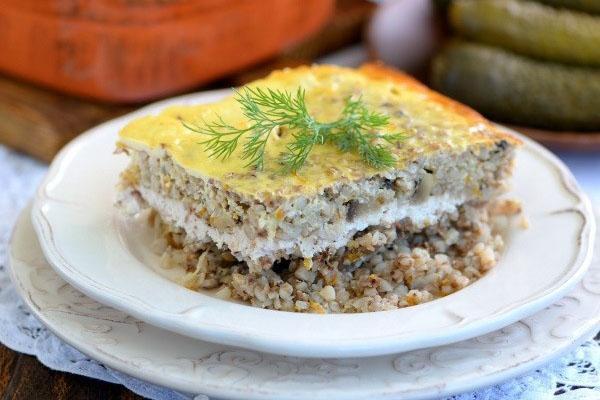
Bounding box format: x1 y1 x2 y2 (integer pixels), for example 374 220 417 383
0 0 598 199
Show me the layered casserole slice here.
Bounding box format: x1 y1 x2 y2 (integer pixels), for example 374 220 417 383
116 64 522 312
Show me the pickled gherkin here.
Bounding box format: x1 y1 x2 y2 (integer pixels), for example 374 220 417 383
450 0 600 66
431 42 600 130
537 0 600 14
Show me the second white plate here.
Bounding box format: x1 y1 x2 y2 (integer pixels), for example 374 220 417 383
31 90 595 358
11 205 600 400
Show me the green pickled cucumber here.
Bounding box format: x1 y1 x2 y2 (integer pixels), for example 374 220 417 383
450 0 600 66
536 0 600 14
431 41 600 130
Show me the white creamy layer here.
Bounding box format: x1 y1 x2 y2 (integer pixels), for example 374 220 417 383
132 186 466 263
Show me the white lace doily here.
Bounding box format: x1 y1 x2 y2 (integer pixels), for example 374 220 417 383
0 145 598 400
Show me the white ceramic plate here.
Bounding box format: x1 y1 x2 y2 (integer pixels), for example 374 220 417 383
10 206 600 400
31 90 595 358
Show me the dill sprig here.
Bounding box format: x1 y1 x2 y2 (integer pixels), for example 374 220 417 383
182 87 404 172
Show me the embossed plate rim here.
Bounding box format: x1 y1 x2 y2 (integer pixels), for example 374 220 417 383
30 89 595 358
9 205 600 399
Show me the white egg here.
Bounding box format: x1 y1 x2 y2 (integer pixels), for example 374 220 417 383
367 0 442 74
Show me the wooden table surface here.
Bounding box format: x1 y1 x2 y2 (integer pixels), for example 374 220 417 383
0 343 143 399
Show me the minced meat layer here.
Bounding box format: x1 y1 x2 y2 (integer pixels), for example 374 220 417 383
118 141 515 269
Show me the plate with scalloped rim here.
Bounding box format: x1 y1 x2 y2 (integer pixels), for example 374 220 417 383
31 89 595 358
11 205 600 400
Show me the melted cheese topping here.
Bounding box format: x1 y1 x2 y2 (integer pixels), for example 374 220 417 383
118 65 506 198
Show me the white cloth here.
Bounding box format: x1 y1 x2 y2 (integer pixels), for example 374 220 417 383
0 145 598 399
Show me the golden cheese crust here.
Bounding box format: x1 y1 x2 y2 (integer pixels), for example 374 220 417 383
118 63 520 198
359 63 520 144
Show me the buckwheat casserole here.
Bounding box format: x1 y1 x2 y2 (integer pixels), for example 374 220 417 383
116 64 523 313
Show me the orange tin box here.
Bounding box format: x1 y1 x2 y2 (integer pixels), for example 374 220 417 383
0 0 333 102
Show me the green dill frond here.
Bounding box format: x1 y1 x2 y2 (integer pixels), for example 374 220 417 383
182 87 405 173
280 126 327 173
182 118 251 161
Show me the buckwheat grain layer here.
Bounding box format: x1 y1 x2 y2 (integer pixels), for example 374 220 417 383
143 199 523 313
